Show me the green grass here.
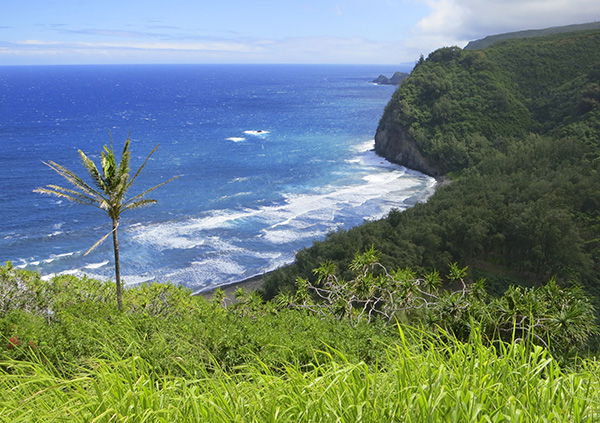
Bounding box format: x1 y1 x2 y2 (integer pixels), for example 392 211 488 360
2 327 599 422
2 267 599 421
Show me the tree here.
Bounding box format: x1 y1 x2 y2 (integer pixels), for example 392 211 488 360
34 133 180 310
285 248 597 357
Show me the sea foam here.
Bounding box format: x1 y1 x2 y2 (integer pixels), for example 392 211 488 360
2 64 426 291
124 141 435 288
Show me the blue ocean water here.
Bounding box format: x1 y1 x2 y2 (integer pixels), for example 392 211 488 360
0 64 435 292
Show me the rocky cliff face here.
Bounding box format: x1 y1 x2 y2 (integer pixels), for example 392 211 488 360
374 109 443 178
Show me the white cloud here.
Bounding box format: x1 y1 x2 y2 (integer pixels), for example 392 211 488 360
1 36 404 64
388 0 600 61
2 1 599 65
417 0 469 37
12 39 265 53
414 0 600 47
16 40 64 46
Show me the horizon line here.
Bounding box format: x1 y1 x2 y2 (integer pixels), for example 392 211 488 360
0 62 415 67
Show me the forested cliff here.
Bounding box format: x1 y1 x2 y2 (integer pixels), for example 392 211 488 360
263 28 600 299
375 29 600 175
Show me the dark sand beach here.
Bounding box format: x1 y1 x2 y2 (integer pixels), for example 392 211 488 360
197 273 267 301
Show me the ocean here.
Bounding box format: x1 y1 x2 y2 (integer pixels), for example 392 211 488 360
0 64 436 292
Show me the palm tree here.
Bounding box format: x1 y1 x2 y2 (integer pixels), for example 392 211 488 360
34 133 180 310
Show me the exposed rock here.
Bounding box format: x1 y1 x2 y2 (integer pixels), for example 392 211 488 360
374 110 443 178
373 74 391 85
372 71 409 85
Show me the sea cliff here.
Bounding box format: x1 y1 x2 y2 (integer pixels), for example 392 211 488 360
262 26 600 301
374 107 443 178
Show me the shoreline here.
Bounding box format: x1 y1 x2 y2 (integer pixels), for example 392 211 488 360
195 162 444 302
195 270 274 300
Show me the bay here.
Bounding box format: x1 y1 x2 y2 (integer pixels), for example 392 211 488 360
0 64 435 292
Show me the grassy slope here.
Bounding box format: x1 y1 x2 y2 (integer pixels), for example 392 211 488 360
4 330 600 422
1 270 600 421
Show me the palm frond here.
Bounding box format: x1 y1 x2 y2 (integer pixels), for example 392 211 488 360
127 144 160 190
113 173 131 205
109 129 115 152
122 175 181 209
33 187 89 205
76 152 109 194
84 223 118 256
44 160 104 199
117 136 131 181
102 147 119 191
34 186 103 208
98 198 112 212
122 199 158 212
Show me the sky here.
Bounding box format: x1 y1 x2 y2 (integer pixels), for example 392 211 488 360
1 0 599 65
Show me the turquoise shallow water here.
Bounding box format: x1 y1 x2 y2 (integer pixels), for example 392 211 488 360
0 64 435 291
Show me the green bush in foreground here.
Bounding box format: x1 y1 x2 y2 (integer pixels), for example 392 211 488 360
2 264 600 421
2 328 600 422
280 247 598 360
0 264 398 375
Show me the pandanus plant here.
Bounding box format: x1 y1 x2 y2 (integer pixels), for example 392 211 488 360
35 133 180 310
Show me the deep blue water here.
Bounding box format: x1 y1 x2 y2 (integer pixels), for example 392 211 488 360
0 64 435 292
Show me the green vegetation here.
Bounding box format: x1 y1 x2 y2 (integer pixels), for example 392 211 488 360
262 29 600 306
2 264 600 421
280 247 597 359
6 28 600 420
386 30 600 174
34 133 180 310
464 21 600 50
4 330 600 422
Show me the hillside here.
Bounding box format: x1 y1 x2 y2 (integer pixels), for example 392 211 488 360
262 28 600 300
375 29 600 175
2 263 599 419
464 21 600 50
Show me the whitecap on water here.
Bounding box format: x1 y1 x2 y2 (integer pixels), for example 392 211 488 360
130 154 433 258
190 258 245 276
243 130 269 137
260 228 327 245
112 139 436 289
84 260 109 270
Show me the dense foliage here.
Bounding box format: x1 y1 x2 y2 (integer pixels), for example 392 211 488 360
388 30 600 174
275 247 597 359
262 29 600 305
2 266 600 421
0 264 398 376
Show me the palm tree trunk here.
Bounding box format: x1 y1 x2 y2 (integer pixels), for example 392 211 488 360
112 218 123 311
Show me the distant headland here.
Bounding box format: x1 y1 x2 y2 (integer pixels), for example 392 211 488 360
372 71 409 85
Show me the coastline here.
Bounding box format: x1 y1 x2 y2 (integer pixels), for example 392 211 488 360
196 165 443 302
195 149 443 302
196 271 271 300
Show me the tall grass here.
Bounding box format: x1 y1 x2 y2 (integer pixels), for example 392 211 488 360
2 327 599 422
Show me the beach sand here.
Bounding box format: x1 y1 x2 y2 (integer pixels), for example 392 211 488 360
196 273 267 302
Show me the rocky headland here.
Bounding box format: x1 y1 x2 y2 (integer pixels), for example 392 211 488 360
372 71 409 85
